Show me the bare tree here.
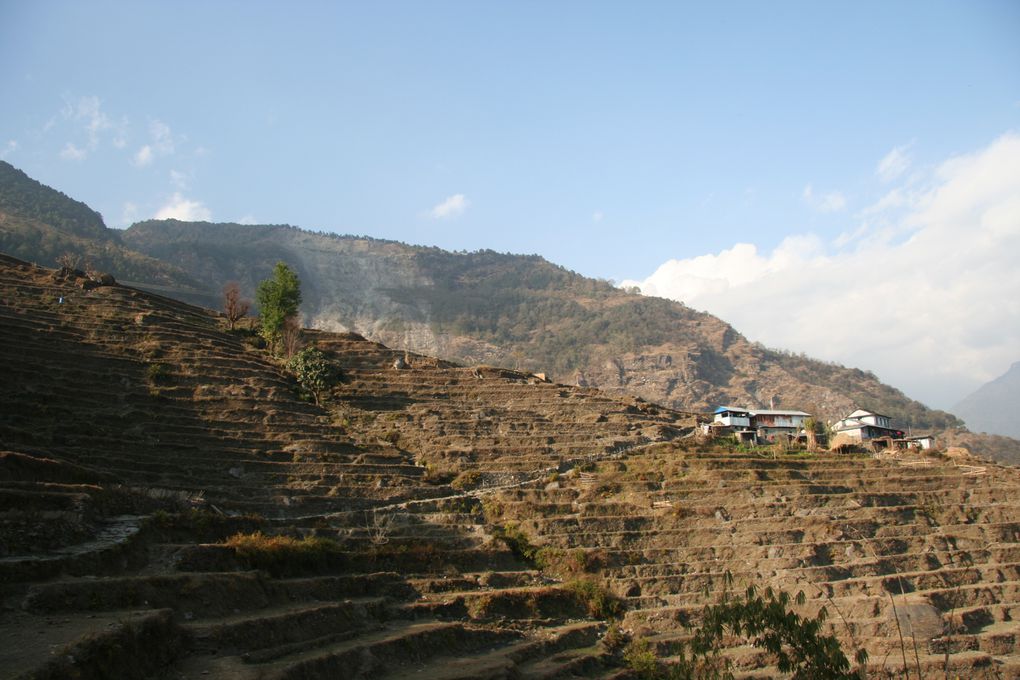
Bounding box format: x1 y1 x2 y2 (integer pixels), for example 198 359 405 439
222 282 250 330
803 417 820 451
56 252 81 272
280 314 302 358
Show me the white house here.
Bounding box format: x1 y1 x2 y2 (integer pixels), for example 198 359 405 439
832 409 903 442
713 406 751 428
749 409 811 438
712 406 811 442
902 434 936 450
840 409 892 429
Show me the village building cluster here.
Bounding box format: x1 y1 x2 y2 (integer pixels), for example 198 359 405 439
705 405 936 452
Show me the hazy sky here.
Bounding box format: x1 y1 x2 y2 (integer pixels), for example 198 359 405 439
1 1 1018 409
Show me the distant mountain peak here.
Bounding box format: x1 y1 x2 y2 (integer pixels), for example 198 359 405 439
952 362 1020 438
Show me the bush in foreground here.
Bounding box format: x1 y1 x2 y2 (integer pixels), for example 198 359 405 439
625 585 864 680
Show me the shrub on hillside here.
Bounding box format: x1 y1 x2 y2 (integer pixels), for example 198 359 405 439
565 578 622 619
624 585 864 680
287 347 337 401
224 531 343 576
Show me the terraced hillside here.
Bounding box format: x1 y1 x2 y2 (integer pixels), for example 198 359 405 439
485 448 1020 677
0 254 689 679
2 253 1020 679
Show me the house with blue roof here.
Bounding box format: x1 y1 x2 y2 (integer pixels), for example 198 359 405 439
710 405 812 443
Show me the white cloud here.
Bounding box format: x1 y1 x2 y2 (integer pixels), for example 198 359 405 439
169 169 189 189
154 193 211 221
622 236 826 302
429 193 469 219
0 140 17 160
802 184 846 212
133 145 153 167
37 97 191 168
57 95 114 159
237 215 257 225
63 95 110 146
59 142 87 161
818 192 846 212
623 133 1020 409
111 116 129 149
861 188 908 216
120 202 139 226
149 120 175 155
877 144 911 182
132 119 177 167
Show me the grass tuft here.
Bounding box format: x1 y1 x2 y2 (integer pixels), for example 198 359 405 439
224 531 342 576
565 578 622 619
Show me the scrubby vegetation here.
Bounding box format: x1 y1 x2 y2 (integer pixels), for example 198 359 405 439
224 531 343 576
490 524 616 616
564 578 621 619
625 585 862 680
0 161 108 240
287 346 337 399
492 522 540 563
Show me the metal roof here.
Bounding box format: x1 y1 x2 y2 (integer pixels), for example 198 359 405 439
844 408 891 419
749 410 811 417
714 406 749 414
832 422 902 433
714 406 811 417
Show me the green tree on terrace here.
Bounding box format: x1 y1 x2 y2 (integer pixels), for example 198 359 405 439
625 585 864 680
256 262 301 353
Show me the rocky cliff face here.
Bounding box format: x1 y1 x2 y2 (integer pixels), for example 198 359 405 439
580 345 854 419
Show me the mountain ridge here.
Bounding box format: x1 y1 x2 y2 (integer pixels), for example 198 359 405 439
953 361 1020 439
0 160 968 437
0 160 205 293
122 217 962 432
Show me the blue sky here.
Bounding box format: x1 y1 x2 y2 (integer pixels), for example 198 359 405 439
2 1 1019 409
